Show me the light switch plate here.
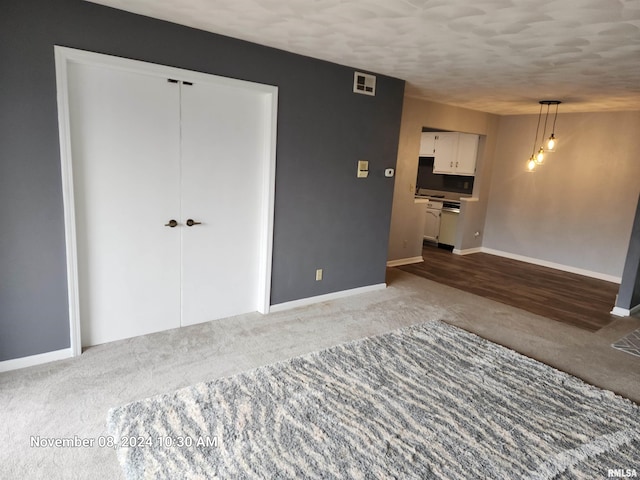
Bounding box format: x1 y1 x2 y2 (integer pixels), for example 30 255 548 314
357 160 369 178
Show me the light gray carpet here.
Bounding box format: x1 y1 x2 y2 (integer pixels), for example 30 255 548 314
107 321 640 479
613 328 640 358
3 270 639 479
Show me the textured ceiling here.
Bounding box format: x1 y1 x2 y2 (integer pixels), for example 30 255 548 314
87 0 640 114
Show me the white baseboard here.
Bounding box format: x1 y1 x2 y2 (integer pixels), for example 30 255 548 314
0 348 72 373
270 283 387 313
386 256 424 267
611 304 640 317
611 307 630 317
453 247 482 256
480 248 622 284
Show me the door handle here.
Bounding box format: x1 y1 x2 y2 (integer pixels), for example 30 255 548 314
186 219 202 227
164 219 178 228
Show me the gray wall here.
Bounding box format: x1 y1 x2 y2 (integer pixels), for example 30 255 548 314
484 111 640 279
0 0 404 361
617 194 640 310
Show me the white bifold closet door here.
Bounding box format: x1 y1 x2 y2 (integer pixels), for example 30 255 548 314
68 61 267 347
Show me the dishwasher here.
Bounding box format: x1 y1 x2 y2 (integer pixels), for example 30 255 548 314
438 201 460 248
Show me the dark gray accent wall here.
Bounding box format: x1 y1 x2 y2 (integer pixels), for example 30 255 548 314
617 194 640 310
0 0 404 361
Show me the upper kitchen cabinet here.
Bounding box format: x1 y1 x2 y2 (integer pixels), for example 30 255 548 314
419 132 437 156
420 132 456 161
428 132 479 176
455 133 480 175
431 132 458 173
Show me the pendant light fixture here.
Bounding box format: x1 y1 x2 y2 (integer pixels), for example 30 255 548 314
526 102 543 172
546 101 560 152
526 100 561 172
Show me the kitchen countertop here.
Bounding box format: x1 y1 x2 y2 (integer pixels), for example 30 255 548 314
414 189 471 203
415 195 458 202
414 192 471 205
415 196 444 204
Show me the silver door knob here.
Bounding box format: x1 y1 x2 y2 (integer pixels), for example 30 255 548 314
186 219 202 227
164 219 178 228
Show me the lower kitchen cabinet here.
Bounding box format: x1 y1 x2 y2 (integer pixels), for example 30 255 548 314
424 201 442 242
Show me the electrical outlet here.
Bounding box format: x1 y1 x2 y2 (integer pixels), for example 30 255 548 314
315 269 323 281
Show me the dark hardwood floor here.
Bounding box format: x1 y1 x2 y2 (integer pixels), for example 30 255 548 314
397 244 620 332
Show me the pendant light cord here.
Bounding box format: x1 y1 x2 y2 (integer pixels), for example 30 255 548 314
551 102 559 133
541 103 550 147
532 103 543 156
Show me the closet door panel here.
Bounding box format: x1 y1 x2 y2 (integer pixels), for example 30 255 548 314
68 63 182 346
180 81 267 325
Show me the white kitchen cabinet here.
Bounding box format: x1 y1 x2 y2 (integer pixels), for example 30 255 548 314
415 201 427 245
455 133 480 175
419 132 437 156
432 133 459 174
424 206 441 242
422 200 442 243
432 132 479 176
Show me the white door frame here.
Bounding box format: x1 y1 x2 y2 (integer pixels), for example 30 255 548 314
54 46 278 356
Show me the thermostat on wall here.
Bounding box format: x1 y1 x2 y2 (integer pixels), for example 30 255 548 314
385 168 394 177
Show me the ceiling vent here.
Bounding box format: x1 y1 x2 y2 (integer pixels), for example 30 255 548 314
353 72 376 96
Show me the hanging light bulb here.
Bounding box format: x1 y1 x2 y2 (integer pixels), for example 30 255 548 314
536 102 550 165
545 101 561 152
547 133 556 150
526 103 544 172
548 101 561 151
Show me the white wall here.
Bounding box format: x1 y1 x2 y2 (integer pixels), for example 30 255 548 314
484 111 640 279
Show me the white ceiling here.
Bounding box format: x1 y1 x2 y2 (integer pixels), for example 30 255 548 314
87 0 640 114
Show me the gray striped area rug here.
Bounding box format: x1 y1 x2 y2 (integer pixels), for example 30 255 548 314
107 321 640 479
